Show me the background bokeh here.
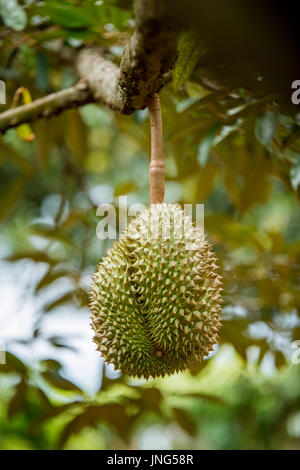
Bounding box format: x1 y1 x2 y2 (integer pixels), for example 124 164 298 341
0 0 300 450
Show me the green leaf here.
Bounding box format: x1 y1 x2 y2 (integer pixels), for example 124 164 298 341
138 388 162 410
97 4 131 30
59 403 134 448
102 0 132 9
0 0 27 31
38 1 95 28
42 370 82 393
34 27 97 43
197 123 221 167
0 176 29 221
255 109 279 147
35 268 74 292
44 292 75 312
197 119 243 167
0 352 28 377
0 141 32 173
65 110 88 166
173 30 203 90
16 124 35 142
7 380 27 418
290 154 300 192
7 250 60 265
44 288 88 312
195 161 218 200
36 51 49 92
48 337 77 351
172 407 197 436
41 359 63 371
214 119 243 146
114 181 136 196
180 392 226 405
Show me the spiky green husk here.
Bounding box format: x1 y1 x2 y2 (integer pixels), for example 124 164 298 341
89 203 222 379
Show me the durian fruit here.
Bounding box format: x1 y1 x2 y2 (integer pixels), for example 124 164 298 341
89 203 222 379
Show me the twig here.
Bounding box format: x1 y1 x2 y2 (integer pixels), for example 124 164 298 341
148 93 165 204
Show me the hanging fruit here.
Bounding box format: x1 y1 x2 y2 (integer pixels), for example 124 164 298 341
89 94 222 378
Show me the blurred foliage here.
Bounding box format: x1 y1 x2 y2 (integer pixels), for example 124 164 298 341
0 0 300 450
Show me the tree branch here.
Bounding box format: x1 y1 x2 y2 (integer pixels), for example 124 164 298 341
0 81 93 132
0 0 179 134
76 50 120 111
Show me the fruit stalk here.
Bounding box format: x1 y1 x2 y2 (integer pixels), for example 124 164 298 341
148 93 165 204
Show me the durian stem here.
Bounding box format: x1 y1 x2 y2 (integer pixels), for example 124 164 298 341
148 93 165 204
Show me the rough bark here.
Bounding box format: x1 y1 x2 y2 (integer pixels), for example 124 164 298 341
116 0 178 114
